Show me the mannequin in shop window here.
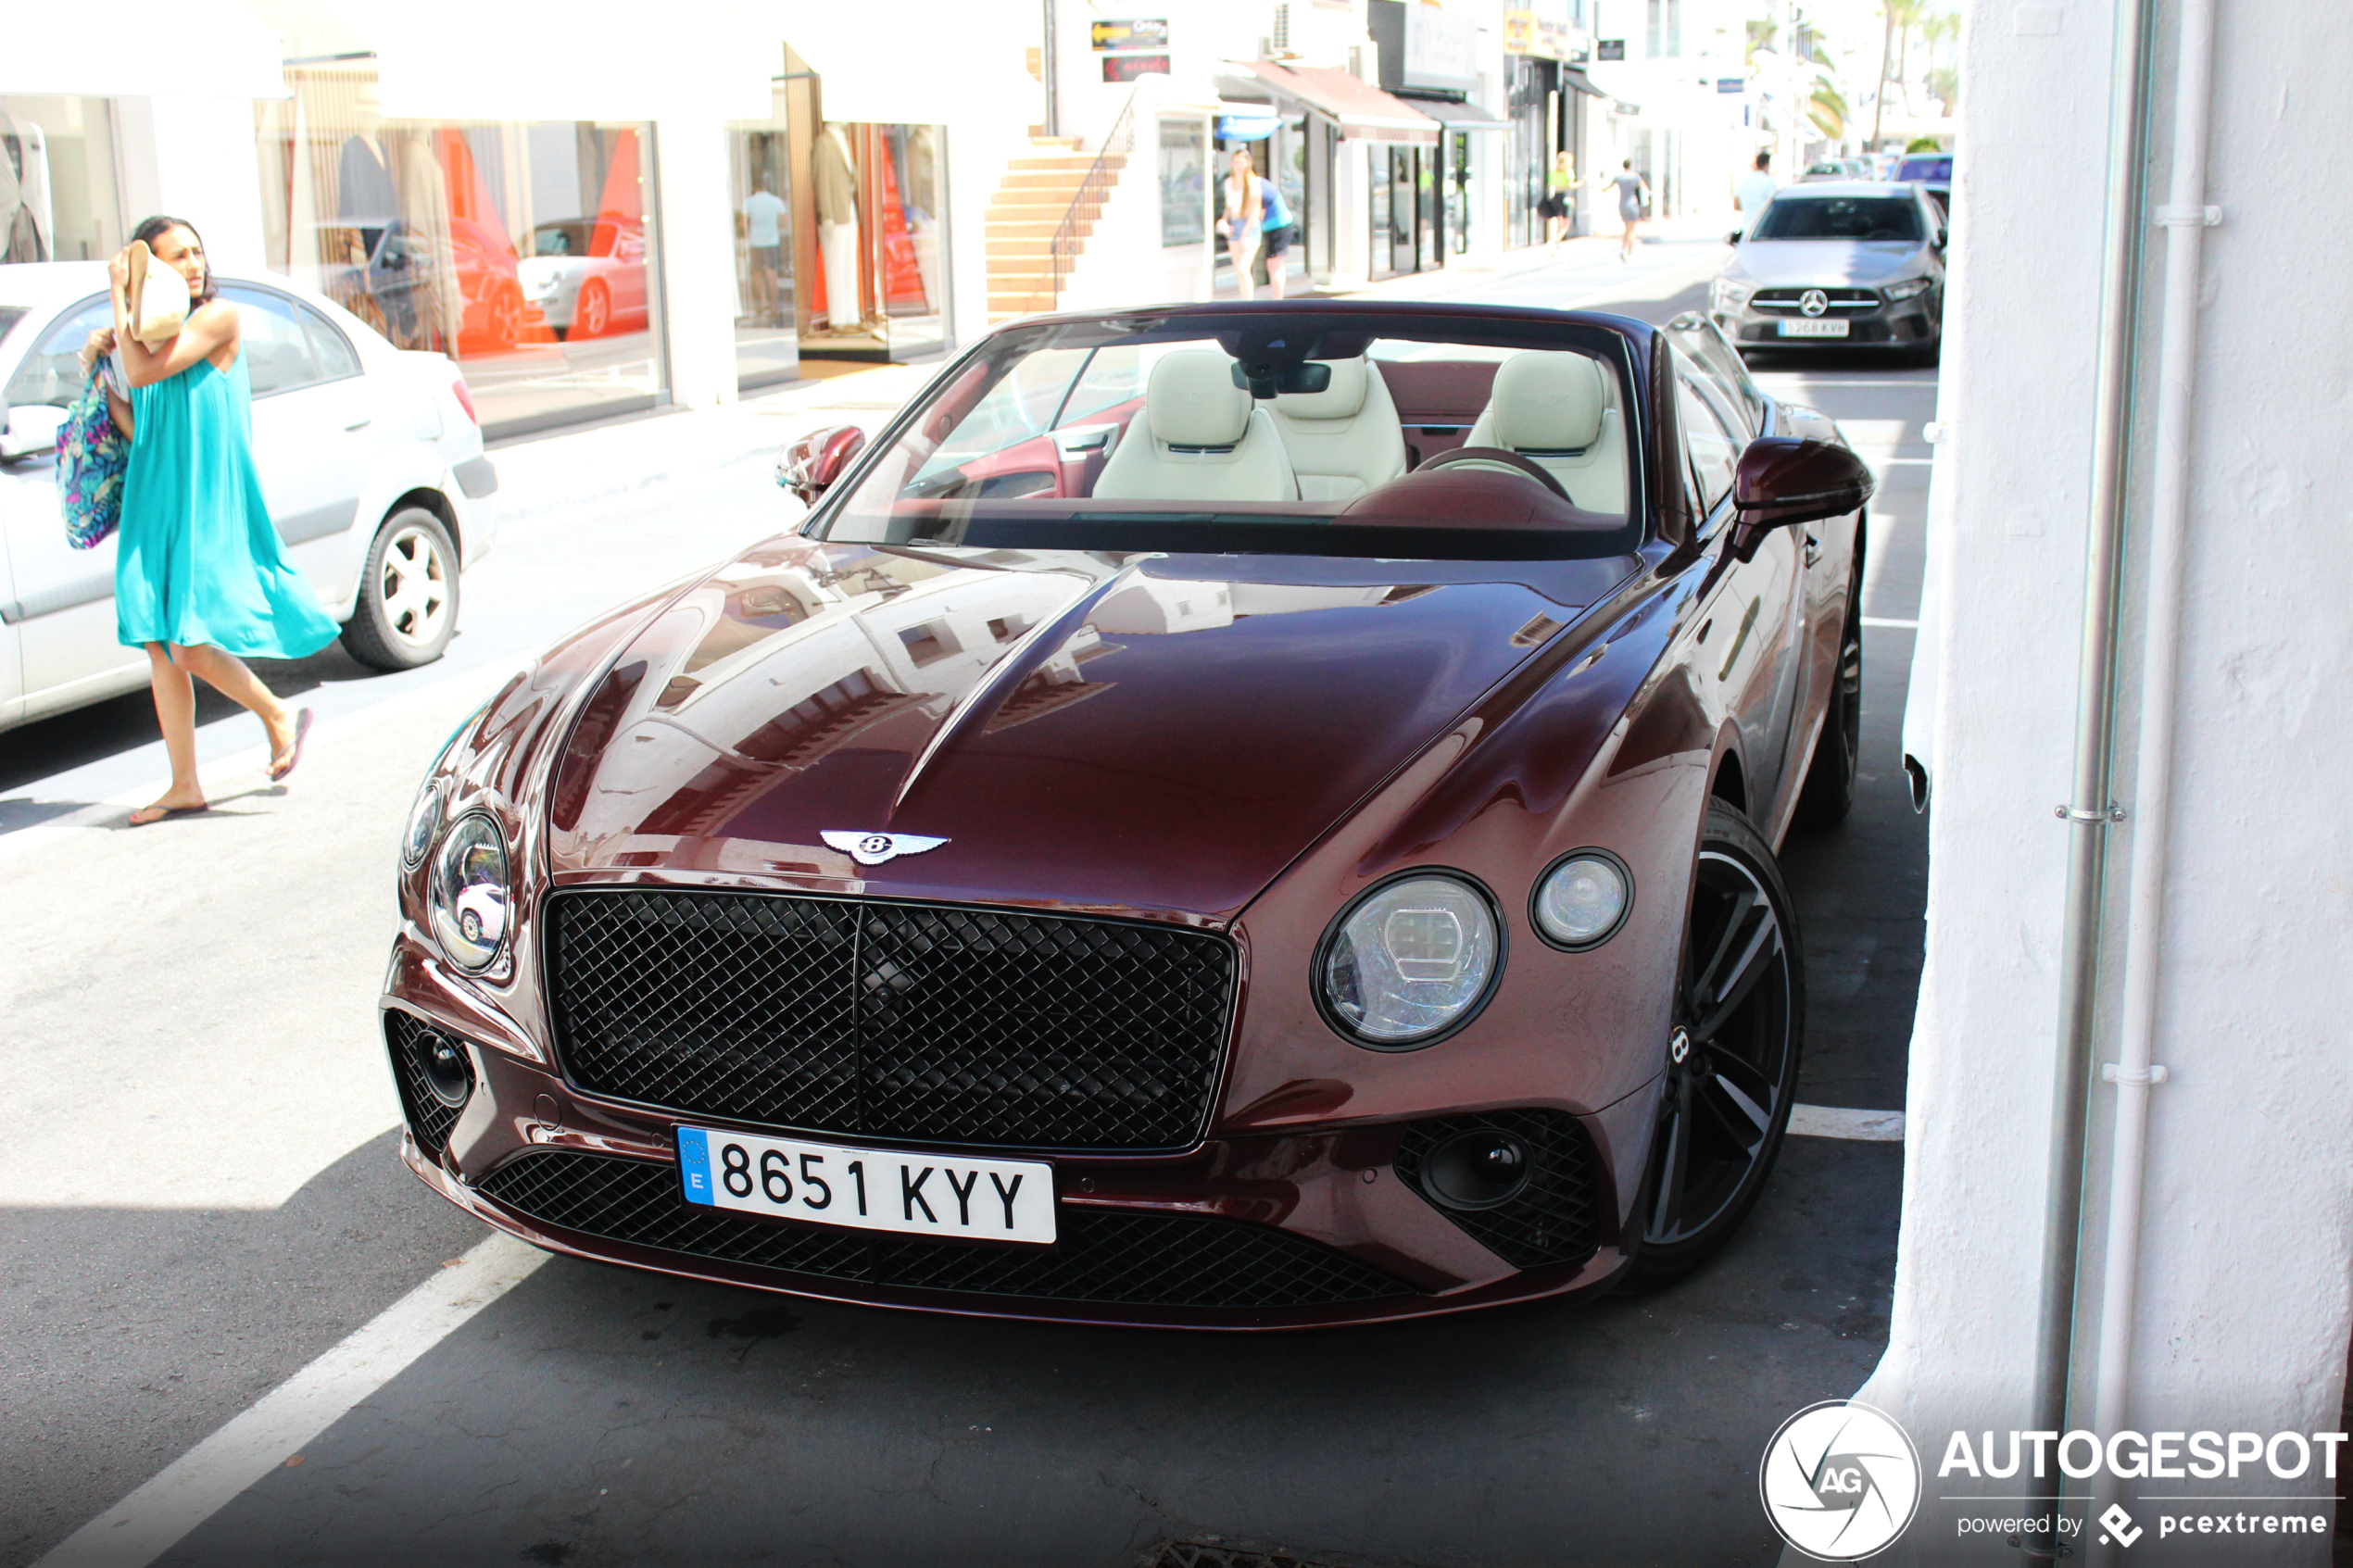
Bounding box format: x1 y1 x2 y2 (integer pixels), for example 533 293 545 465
813 122 862 332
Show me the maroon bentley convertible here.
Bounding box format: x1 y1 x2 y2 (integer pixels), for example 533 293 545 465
383 303 1872 1328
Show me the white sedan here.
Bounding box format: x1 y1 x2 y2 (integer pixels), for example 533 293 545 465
0 262 497 733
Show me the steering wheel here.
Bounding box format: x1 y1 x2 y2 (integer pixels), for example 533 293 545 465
1413 446 1574 504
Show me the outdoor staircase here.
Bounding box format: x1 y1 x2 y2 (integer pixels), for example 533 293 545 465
987 136 1128 322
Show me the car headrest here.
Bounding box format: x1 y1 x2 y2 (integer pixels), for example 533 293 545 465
1147 350 1252 448
1272 357 1371 420
1491 352 1608 453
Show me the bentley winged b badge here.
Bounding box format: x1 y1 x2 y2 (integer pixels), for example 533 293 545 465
822 831 950 868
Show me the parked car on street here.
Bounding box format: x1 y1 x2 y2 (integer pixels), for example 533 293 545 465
1896 152 1953 216
1708 181 1946 359
1801 157 1874 181
515 217 648 341
0 261 498 732
384 301 1873 1328
311 217 533 354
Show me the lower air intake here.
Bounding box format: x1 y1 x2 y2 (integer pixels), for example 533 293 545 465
1392 1109 1600 1271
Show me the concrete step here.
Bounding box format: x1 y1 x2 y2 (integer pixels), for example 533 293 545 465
1007 155 1102 171
984 221 1063 240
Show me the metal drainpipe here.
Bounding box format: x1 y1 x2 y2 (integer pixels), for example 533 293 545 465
1042 0 1060 138
2082 0 2219 1558
2024 0 2159 1557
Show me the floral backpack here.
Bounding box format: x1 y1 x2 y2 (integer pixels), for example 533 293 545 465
58 361 130 550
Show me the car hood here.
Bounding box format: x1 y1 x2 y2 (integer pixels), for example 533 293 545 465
1730 241 1928 287
543 537 1638 922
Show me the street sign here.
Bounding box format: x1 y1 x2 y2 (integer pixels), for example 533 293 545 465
1102 53 1170 82
1595 38 1625 60
1091 18 1169 52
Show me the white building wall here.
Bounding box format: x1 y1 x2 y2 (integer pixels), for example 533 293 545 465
114 96 270 273
1837 0 2353 1560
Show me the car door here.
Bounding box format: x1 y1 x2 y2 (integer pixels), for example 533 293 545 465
1680 366 1805 824
221 282 388 607
0 293 146 715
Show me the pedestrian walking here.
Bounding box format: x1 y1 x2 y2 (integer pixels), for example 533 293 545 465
1733 149 1779 237
82 215 334 826
1610 159 1650 260
1256 159 1297 301
1218 147 1273 301
1541 151 1575 253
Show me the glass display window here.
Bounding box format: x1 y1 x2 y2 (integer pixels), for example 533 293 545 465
0 95 124 264
1159 119 1207 250
729 96 799 392
256 68 664 438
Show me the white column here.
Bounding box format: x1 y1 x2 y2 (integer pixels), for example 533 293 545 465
648 110 736 409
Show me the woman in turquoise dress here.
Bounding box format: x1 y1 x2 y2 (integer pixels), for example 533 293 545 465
88 216 336 824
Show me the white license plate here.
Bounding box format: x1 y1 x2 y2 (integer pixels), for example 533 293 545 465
1778 318 1851 338
676 1125 1057 1245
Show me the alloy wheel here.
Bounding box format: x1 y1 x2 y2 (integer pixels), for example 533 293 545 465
1643 838 1799 1252
380 525 451 650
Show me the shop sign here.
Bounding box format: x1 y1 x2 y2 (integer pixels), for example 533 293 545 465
1092 18 1169 52
1503 2 1572 60
1595 38 1626 60
1103 53 1171 82
1368 0 1478 95
1718 77 1745 93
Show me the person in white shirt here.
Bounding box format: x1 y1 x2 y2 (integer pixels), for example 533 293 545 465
741 178 788 325
1733 151 1779 238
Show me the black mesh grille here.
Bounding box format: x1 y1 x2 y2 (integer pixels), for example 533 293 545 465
547 890 1236 1151
478 1150 1409 1311
385 1012 468 1156
1392 1110 1601 1271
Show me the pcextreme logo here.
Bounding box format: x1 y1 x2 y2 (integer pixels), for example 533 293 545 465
1760 1400 1924 1561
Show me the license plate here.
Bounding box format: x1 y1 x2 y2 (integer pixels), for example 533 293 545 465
1778 318 1850 338
676 1125 1057 1245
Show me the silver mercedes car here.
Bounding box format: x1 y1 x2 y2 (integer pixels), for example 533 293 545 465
1709 182 1946 361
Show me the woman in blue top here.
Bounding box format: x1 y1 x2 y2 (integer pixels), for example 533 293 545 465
1218 146 1296 300
85 216 333 824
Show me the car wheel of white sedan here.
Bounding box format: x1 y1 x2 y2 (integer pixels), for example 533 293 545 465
342 507 459 671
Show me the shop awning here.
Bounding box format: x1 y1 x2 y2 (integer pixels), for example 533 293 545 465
5 0 287 99
1232 60 1438 144
1560 67 1629 106
1410 98 1509 131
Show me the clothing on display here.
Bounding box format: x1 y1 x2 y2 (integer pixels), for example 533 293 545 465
0 115 54 263
813 123 862 330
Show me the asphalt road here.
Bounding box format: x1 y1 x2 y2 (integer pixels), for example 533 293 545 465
0 239 1933 1568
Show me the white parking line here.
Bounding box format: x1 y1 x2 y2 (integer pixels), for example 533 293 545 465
1790 1104 1906 1142
32 1233 547 1568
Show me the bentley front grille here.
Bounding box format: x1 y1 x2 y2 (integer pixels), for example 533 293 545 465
546 889 1236 1152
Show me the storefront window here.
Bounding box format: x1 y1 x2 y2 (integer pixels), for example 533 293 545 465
256 69 663 438
1159 120 1206 249
729 103 798 392
0 96 124 264
798 119 948 366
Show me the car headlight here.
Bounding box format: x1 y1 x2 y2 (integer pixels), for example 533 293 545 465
1883 278 1932 301
1317 874 1502 1047
401 774 447 870
1712 277 1754 311
429 811 512 971
1530 850 1632 950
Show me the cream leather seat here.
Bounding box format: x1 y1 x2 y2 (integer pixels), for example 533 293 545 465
1464 351 1629 515
1091 350 1300 503
1266 358 1409 502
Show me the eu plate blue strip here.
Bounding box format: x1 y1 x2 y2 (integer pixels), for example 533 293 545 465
677 1126 714 1205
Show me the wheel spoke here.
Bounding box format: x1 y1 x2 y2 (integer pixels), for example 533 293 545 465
1705 1071 1772 1140
1690 887 1761 1008
1698 1039 1779 1103
1694 905 1780 1041
1649 1075 1694 1241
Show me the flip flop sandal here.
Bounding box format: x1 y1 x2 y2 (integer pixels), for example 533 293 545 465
269 707 316 782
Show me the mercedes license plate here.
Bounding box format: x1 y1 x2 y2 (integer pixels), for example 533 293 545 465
1778 319 1850 338
676 1125 1056 1244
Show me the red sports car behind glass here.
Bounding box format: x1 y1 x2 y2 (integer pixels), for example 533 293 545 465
383 303 1873 1328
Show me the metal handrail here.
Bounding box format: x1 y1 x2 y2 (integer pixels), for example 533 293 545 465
1048 90 1140 301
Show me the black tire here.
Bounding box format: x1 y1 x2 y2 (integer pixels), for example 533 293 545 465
341 507 459 671
1626 801 1806 1285
1793 583 1864 829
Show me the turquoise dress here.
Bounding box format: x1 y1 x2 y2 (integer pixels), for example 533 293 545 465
115 350 340 658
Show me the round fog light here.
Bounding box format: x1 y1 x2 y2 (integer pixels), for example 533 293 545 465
1421 1128 1533 1210
416 1032 474 1110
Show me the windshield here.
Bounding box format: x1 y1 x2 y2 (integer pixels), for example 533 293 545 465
527 221 596 257
812 313 1644 561
1751 195 1924 243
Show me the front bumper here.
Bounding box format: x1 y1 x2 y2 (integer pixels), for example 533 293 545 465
1716 295 1940 347
383 944 1649 1330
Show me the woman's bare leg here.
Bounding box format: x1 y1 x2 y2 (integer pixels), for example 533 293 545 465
132 644 207 822
1228 239 1256 300
171 643 297 759
1265 252 1288 299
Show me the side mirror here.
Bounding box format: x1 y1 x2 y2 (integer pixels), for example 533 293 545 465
777 423 867 505
0 403 69 461
1730 436 1875 558
1935 227 1949 249
1727 229 1744 245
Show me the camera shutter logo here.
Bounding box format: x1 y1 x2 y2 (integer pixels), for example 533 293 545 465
1758 1400 1921 1560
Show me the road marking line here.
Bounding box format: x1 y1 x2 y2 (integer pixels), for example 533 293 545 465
1861 617 1919 629
1873 457 1935 465
1790 1104 1906 1142
32 1232 547 1568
